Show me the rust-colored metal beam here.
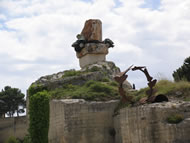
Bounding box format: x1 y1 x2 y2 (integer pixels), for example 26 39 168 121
114 65 133 102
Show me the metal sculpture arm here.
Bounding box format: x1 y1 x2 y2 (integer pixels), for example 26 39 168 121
132 66 157 102
114 65 133 102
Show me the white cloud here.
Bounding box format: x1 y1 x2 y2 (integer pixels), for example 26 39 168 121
0 0 190 92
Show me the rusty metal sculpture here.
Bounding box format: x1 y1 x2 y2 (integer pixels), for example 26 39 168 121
114 65 133 102
132 66 168 103
131 66 157 103
115 65 168 104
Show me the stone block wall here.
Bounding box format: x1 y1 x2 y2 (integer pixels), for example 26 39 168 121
0 116 27 143
48 99 119 143
114 101 190 143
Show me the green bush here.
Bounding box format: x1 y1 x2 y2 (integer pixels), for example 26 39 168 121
109 81 118 87
101 77 110 82
5 136 19 143
22 135 31 143
166 114 184 124
89 66 101 72
28 83 47 96
29 91 50 143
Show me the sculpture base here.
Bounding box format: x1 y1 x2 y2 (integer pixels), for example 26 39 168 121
79 54 106 68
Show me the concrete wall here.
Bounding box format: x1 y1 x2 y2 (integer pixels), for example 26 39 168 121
49 99 119 143
0 116 27 143
114 101 190 143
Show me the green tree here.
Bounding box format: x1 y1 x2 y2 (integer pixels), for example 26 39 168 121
0 86 26 117
173 56 190 82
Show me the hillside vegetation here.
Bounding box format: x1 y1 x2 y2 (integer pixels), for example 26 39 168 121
49 80 119 101
128 80 190 103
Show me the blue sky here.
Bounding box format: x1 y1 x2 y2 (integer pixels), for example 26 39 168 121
0 0 190 95
141 0 161 10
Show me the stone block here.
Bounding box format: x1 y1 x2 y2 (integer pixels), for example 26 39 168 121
81 19 102 41
76 43 108 58
48 99 119 143
76 43 109 68
79 54 106 68
114 101 190 143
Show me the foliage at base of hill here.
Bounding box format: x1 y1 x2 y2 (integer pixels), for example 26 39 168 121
127 80 190 103
29 91 50 143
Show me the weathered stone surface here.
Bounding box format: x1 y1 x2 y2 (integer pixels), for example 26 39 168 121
48 99 190 143
48 99 119 143
123 80 133 91
82 61 121 80
76 43 109 68
76 43 109 58
79 54 106 68
34 71 105 90
31 61 129 90
81 19 102 41
114 101 190 143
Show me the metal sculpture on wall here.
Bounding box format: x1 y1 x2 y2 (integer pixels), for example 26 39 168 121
114 65 168 104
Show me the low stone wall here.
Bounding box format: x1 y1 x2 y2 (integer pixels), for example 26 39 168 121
48 99 119 143
114 101 190 143
0 116 27 143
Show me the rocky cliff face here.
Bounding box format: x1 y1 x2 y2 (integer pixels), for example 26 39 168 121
31 61 132 91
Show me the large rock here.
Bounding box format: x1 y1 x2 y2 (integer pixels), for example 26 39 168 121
81 19 102 41
30 61 132 91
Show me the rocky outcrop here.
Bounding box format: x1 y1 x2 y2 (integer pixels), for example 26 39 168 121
31 61 132 91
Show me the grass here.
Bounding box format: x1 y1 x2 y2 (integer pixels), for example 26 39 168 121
126 80 190 102
166 113 184 124
49 80 119 101
155 80 190 99
62 70 83 78
29 67 120 101
62 67 102 78
29 78 190 102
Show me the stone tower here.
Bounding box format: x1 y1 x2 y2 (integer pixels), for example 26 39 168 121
72 19 114 68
